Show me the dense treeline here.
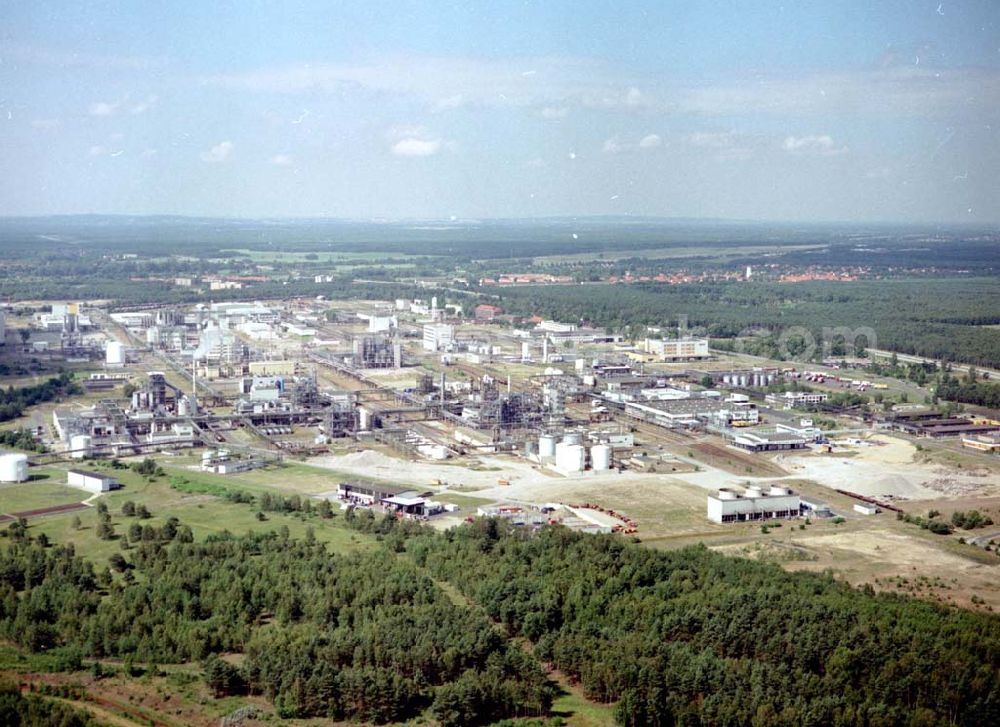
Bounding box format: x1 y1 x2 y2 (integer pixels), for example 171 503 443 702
492 278 1000 367
411 521 1000 727
936 372 1000 408
0 429 46 453
0 526 552 725
0 682 105 727
0 372 81 423
3 512 999 725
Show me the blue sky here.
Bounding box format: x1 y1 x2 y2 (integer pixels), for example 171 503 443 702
1 0 998 222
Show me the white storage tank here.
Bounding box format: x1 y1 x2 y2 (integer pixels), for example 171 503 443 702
0 453 29 482
539 434 557 458
555 442 585 472
562 432 583 446
69 434 92 459
591 444 612 471
717 488 738 500
106 340 125 365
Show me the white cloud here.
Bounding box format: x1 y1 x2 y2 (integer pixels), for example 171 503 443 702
89 101 119 117
202 53 1000 121
524 157 547 169
783 134 848 155
31 119 60 130
686 131 735 148
435 94 464 111
200 140 234 163
685 131 757 161
270 154 293 166
129 95 158 114
541 106 569 119
140 148 158 159
204 55 633 111
392 138 443 157
602 136 624 154
88 145 108 157
8 43 167 71
602 133 663 155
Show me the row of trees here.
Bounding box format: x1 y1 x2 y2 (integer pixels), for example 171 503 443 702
4 506 999 725
0 524 552 725
0 682 100 727
0 372 81 423
410 520 1000 726
0 428 46 453
488 278 1000 367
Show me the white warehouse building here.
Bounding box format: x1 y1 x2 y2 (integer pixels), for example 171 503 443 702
423 323 454 352
643 337 710 360
707 485 800 524
67 469 121 493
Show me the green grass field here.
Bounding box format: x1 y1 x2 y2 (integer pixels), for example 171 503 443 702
10 458 378 562
0 479 84 514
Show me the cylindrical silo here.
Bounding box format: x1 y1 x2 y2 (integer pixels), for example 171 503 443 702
562 431 583 446
591 444 612 470
539 434 557 458
555 442 585 472
0 453 29 482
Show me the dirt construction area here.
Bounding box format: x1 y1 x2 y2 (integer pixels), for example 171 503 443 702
310 434 1000 611
775 435 1000 501
714 524 1000 610
312 434 1000 521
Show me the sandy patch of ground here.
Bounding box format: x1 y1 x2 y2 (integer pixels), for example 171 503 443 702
712 525 1000 609
775 435 1000 501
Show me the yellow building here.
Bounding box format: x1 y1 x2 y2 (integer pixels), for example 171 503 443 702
962 436 1000 453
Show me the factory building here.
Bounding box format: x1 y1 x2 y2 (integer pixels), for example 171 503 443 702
707 485 800 523
624 396 759 429
963 435 1000 453
365 315 397 333
474 304 503 321
248 360 298 376
423 323 455 352
640 337 710 361
765 391 829 409
731 430 809 452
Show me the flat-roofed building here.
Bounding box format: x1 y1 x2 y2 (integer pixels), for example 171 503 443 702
642 337 710 360
765 391 829 409
67 469 120 493
732 430 808 452
707 485 800 523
